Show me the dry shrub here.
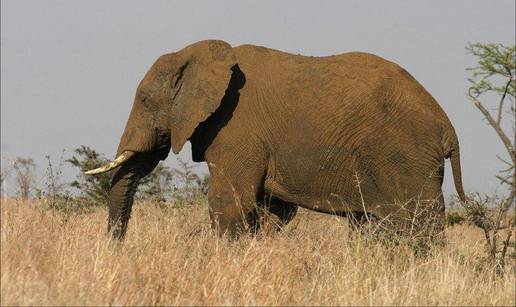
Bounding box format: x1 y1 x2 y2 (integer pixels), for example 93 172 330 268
1 198 515 306
462 193 515 274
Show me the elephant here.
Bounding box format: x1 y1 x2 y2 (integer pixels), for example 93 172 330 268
86 40 466 240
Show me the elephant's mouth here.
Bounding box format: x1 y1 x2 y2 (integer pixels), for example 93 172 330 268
84 150 136 175
84 128 171 176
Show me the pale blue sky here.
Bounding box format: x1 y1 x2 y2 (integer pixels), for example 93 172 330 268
1 0 515 197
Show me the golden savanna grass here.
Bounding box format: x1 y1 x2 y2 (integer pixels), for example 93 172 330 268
1 198 515 306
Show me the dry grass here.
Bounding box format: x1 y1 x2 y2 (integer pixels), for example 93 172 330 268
1 198 514 306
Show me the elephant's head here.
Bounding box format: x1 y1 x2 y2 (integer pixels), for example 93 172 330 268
85 40 237 239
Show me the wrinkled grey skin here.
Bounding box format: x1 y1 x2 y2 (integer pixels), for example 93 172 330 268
100 40 465 240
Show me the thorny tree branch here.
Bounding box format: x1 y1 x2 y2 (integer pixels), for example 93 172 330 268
496 175 513 186
468 91 515 164
497 78 513 124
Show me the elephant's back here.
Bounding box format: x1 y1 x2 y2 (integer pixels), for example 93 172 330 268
234 44 455 159
234 44 402 82
234 44 446 114
235 43 394 64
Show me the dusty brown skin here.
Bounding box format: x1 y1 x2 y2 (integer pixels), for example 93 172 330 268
95 40 466 239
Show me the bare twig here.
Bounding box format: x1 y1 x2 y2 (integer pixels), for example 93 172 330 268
495 175 513 186
496 78 513 125
468 93 515 162
353 172 371 224
500 219 514 267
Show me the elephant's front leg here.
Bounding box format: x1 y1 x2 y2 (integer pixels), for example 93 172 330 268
207 162 265 238
207 174 263 238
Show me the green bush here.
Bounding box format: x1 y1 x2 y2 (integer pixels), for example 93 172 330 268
446 212 465 226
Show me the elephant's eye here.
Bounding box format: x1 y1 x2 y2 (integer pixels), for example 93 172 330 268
137 92 152 110
138 92 149 103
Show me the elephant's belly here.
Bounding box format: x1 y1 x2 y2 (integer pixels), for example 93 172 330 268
264 174 373 215
263 152 370 214
263 149 442 217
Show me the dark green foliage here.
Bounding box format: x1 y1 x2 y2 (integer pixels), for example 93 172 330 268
446 212 465 226
66 146 112 205
466 43 515 98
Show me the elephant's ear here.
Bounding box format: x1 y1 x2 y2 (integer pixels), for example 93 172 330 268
168 40 237 154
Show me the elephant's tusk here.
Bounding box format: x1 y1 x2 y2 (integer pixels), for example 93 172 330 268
84 151 135 175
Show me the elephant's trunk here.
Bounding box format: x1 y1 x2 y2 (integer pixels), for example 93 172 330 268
108 167 139 239
107 154 161 240
86 84 171 240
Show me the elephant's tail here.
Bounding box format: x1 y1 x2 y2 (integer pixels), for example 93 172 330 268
449 146 466 202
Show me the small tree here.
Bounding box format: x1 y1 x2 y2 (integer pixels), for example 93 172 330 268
172 158 205 201
41 153 68 199
195 173 210 196
12 157 36 199
36 152 93 217
0 158 10 199
465 43 515 274
67 146 111 205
